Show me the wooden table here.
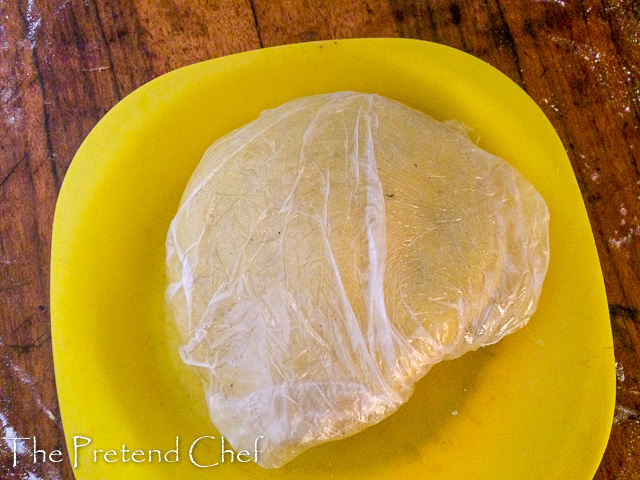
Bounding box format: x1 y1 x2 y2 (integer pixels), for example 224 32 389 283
1 1 638 478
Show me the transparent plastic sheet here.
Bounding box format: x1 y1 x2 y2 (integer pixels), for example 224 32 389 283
165 92 550 468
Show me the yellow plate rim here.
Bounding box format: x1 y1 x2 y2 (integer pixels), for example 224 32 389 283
51 38 615 480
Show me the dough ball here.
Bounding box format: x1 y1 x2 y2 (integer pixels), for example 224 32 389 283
166 92 549 468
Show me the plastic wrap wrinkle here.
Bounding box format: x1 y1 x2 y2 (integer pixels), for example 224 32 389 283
165 92 550 468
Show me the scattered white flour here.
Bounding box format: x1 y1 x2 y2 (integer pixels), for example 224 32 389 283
614 405 639 424
1 410 49 480
25 0 42 50
535 0 567 7
10 363 34 386
23 472 44 480
609 225 640 248
0 411 27 454
616 362 626 382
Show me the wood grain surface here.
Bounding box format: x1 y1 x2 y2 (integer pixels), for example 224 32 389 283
1 1 639 478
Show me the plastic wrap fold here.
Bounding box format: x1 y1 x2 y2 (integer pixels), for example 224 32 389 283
166 92 550 468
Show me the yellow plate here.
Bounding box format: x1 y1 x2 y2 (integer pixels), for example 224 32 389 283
51 39 614 480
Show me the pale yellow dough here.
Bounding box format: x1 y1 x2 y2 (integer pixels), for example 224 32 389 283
166 92 550 468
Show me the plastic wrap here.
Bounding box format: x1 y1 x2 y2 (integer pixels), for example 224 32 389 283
165 92 550 468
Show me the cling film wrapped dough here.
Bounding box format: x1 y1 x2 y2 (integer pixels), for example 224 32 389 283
165 92 550 468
